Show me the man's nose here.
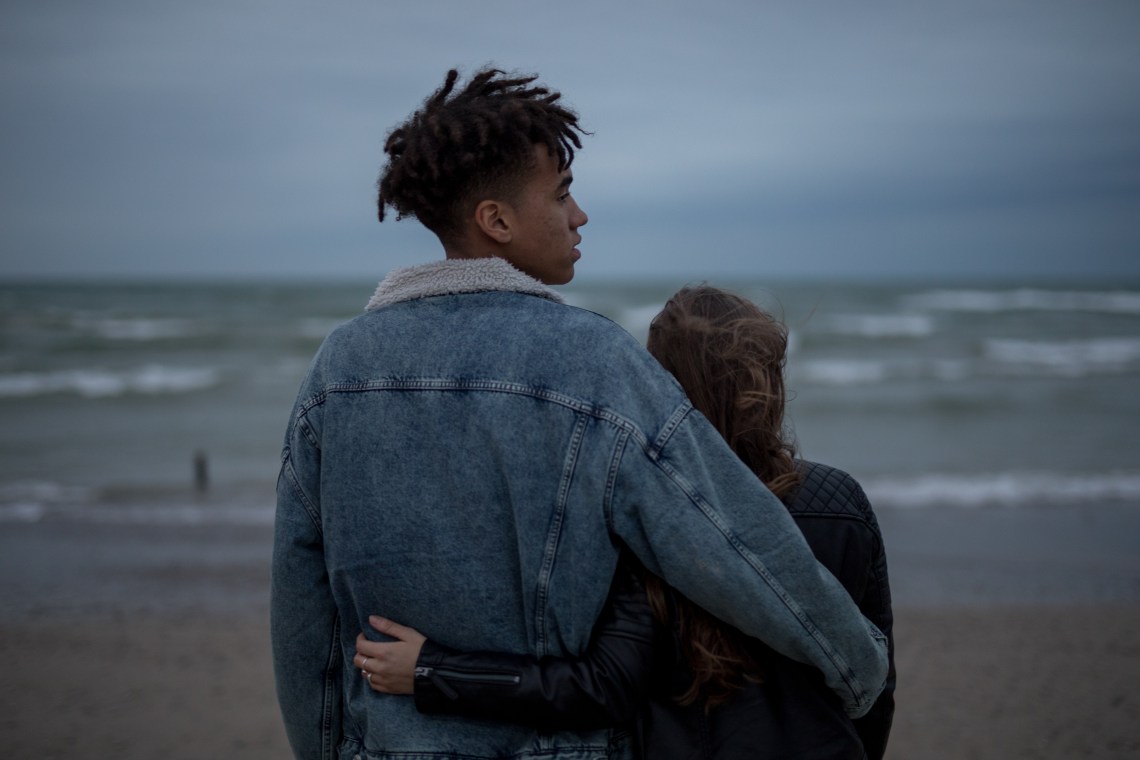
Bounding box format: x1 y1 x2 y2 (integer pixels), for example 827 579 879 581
572 200 588 228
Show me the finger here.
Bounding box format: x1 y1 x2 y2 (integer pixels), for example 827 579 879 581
366 670 403 694
355 632 393 659
369 615 426 644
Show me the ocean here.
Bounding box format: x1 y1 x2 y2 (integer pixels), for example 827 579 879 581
2 276 1139 529
5 277 1137 760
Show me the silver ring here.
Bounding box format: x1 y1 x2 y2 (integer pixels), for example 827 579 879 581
366 672 373 684
361 657 370 671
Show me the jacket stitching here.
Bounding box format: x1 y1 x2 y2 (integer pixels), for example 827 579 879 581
534 413 589 658
295 378 664 448
603 428 632 536
648 401 692 458
280 456 321 531
644 434 868 713
321 614 342 760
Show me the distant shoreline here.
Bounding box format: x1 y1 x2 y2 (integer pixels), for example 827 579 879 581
2 498 1139 620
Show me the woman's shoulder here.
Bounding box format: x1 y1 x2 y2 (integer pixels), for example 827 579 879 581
784 460 876 524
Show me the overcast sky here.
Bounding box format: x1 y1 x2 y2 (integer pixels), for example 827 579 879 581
2 0 1138 282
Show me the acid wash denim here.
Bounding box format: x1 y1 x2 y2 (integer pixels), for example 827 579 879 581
272 260 888 760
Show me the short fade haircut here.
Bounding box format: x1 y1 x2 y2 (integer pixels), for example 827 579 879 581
376 66 587 241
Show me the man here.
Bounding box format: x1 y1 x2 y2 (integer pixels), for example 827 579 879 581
271 67 887 759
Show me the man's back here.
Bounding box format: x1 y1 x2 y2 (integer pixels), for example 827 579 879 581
275 263 681 757
317 286 679 656
273 258 887 759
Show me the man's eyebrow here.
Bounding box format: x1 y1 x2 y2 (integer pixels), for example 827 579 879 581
557 174 573 190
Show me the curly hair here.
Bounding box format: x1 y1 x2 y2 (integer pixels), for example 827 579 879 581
644 285 802 710
376 66 587 241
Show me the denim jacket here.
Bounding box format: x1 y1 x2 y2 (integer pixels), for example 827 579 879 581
271 258 888 759
409 461 896 760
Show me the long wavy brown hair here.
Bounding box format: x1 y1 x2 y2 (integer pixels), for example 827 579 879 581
644 284 801 710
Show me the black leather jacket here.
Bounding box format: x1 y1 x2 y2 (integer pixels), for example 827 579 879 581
412 461 895 759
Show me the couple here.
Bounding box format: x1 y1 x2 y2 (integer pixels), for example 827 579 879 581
271 67 894 759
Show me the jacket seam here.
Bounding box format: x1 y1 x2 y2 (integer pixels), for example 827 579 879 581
321 614 342 760
645 429 868 711
787 511 881 531
647 401 692 457
294 378 665 446
603 427 632 536
534 413 589 658
280 454 322 531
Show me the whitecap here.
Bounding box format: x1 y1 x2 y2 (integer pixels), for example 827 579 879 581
0 365 221 398
128 365 220 394
903 289 1140 314
864 471 1140 509
797 359 889 386
825 313 935 338
984 337 1140 376
75 316 201 341
0 481 91 522
0 481 92 503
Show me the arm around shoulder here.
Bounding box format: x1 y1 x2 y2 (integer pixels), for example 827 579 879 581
609 408 889 718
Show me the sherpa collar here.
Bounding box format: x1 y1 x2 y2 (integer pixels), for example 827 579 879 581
365 257 564 311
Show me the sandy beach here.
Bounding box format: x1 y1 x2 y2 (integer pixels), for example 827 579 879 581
2 503 1139 759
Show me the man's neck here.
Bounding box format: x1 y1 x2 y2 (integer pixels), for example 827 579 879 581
441 230 499 261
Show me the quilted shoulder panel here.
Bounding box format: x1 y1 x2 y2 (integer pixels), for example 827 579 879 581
784 460 876 523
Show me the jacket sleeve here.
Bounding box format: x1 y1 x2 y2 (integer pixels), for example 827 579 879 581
271 411 343 760
609 406 889 718
857 499 896 760
787 465 896 760
793 471 897 760
412 565 657 730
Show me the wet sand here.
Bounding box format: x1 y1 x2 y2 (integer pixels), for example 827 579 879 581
2 503 1139 759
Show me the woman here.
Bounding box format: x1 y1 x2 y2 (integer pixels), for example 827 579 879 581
355 285 895 759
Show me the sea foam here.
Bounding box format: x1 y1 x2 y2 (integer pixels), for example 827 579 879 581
797 359 891 385
825 313 935 338
903 289 1140 314
71 316 201 341
864 471 1140 509
0 479 274 525
0 365 220 398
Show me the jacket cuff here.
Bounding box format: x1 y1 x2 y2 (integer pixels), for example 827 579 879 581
413 639 523 716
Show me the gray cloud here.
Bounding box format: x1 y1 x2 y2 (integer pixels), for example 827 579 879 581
1 0 1137 281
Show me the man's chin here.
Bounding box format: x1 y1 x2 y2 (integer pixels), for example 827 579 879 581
547 267 575 286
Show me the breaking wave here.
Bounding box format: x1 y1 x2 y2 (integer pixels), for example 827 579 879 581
0 365 221 398
73 316 202 341
0 479 273 525
903 289 1140 314
864 471 1140 509
824 313 935 338
984 337 1140 376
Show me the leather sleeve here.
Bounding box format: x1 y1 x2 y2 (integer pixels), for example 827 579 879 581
789 462 896 760
413 566 657 731
850 502 895 760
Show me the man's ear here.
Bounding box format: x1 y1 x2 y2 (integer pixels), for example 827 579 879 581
473 199 513 244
